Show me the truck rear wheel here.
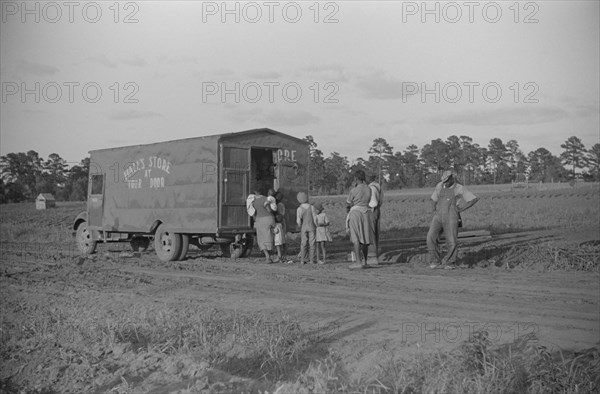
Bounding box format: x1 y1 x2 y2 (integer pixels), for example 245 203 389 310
75 221 97 255
220 242 244 259
154 224 182 262
177 234 190 261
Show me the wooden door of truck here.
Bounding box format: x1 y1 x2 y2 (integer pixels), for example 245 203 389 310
88 174 104 228
220 145 251 229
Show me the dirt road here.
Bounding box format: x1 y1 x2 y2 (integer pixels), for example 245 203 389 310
2 226 598 389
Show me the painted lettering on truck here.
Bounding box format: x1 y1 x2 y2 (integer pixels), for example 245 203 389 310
123 155 172 189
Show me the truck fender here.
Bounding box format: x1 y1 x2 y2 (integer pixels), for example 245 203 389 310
73 211 88 230
149 220 163 234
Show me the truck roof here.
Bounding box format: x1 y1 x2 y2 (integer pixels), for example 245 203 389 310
88 128 308 154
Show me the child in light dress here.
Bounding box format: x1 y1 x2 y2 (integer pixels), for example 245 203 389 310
314 202 332 265
273 191 290 263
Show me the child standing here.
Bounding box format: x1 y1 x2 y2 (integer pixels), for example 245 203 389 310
296 192 317 264
273 191 289 263
314 202 332 265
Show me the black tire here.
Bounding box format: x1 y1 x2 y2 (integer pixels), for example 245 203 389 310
154 224 182 262
76 221 97 255
220 242 244 259
177 234 190 261
131 236 150 252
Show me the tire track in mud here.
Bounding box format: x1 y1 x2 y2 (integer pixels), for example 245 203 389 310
117 255 599 354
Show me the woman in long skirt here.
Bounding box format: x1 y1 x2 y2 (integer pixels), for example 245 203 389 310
252 189 278 263
346 170 374 269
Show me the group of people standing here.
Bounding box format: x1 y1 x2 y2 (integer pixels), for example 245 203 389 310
246 168 479 270
246 188 333 264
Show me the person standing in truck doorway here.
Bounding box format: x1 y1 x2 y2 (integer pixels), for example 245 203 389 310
251 188 279 264
427 170 479 270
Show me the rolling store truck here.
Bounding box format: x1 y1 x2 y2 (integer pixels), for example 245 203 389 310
73 128 309 262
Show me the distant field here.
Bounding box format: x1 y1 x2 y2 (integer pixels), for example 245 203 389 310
1 185 599 244
314 184 600 237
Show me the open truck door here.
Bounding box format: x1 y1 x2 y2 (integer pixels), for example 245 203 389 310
274 148 308 232
219 145 252 229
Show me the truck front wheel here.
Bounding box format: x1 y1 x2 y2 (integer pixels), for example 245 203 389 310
76 221 97 255
154 224 182 262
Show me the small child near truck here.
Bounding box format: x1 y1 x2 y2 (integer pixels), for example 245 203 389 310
314 202 332 264
273 191 290 263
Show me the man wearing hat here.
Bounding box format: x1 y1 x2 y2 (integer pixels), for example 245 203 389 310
427 170 479 269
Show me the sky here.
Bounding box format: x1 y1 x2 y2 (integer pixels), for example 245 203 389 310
1 0 599 166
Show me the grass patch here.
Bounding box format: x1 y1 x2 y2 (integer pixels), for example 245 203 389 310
279 331 600 393
0 298 327 393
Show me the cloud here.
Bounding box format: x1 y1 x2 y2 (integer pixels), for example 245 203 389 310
545 95 598 118
121 56 147 67
355 70 407 100
21 109 47 115
430 106 569 126
109 110 161 120
261 109 320 126
570 103 600 118
227 107 263 122
85 55 117 68
297 64 347 82
19 61 59 76
246 71 282 79
213 68 235 76
227 108 319 126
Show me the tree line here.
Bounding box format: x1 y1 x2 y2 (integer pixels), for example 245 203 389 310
303 135 600 195
0 135 598 203
0 152 89 203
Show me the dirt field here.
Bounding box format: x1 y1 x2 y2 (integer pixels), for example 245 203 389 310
1 191 599 393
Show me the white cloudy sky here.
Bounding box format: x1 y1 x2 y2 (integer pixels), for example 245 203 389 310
1 0 598 164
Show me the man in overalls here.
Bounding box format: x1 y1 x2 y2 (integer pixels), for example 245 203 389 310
427 170 479 269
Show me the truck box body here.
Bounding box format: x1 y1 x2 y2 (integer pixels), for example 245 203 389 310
86 128 309 237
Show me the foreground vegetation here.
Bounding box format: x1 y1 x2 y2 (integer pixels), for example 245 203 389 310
1 296 598 393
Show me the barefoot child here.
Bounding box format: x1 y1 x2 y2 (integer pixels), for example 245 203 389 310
273 191 289 263
314 202 332 264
